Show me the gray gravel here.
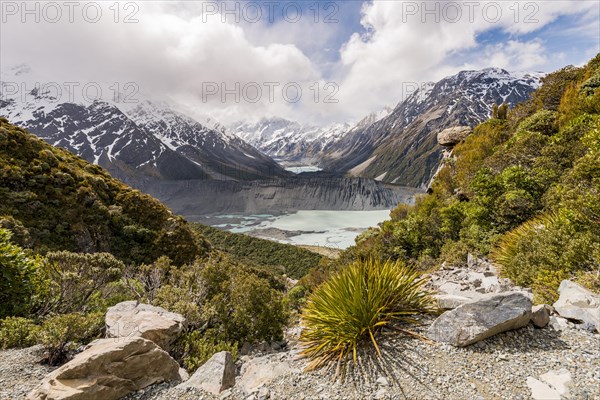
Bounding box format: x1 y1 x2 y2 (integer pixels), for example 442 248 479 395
5 322 596 400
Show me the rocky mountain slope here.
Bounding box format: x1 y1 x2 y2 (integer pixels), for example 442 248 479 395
0 118 205 265
0 65 288 184
320 68 542 187
229 117 352 165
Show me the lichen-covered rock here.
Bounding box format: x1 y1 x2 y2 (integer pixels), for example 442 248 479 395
427 292 532 346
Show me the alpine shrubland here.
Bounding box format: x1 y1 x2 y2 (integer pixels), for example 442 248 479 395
340 54 600 304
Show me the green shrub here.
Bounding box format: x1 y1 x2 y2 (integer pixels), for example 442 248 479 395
285 285 309 311
299 258 434 377
0 317 39 349
517 110 558 136
173 331 238 373
38 251 125 314
34 312 104 365
492 213 599 303
203 269 287 344
0 228 40 318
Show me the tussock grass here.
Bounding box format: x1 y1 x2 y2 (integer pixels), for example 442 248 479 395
299 258 434 377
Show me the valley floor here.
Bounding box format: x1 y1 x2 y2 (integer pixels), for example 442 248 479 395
2 323 598 400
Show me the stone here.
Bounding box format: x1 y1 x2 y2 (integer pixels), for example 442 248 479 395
531 304 552 328
178 351 236 395
540 369 572 397
27 337 180 400
553 280 600 332
548 316 570 331
179 368 190 382
434 294 474 309
105 301 187 350
374 388 388 399
376 376 389 386
526 377 561 400
238 356 292 394
437 126 472 146
257 386 270 400
427 292 532 347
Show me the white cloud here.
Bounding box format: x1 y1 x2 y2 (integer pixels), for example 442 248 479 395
1 0 598 125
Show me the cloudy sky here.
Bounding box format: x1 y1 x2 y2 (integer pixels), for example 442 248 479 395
1 0 599 125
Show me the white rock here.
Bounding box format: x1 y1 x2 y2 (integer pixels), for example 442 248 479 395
553 280 600 332
179 351 236 395
434 294 474 309
540 369 572 397
105 301 187 350
548 316 570 331
376 376 389 386
238 356 292 394
526 377 561 400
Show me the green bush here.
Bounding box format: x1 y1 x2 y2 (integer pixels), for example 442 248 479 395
492 213 599 304
203 268 287 344
517 110 558 136
34 312 104 365
299 258 434 377
38 251 125 314
173 331 238 373
0 228 40 318
0 317 39 349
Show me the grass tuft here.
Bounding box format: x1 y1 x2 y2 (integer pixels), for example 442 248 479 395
299 258 434 378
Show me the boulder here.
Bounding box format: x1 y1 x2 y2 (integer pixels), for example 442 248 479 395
178 351 235 395
27 337 180 400
238 356 292 394
437 126 472 146
531 304 552 328
552 280 600 332
105 301 187 350
427 292 532 347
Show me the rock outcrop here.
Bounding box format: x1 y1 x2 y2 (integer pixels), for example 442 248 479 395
27 337 180 400
437 126 472 146
178 351 236 395
106 301 187 351
552 280 600 332
427 292 532 346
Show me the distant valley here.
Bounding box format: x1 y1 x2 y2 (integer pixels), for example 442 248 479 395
1 65 542 216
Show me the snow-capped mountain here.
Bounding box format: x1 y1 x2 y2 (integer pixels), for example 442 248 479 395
229 117 351 164
320 68 544 187
0 65 287 183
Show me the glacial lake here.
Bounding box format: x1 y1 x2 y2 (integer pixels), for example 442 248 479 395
284 165 323 174
201 209 392 249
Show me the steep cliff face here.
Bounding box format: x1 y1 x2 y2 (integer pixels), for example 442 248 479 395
139 176 422 215
320 69 542 187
